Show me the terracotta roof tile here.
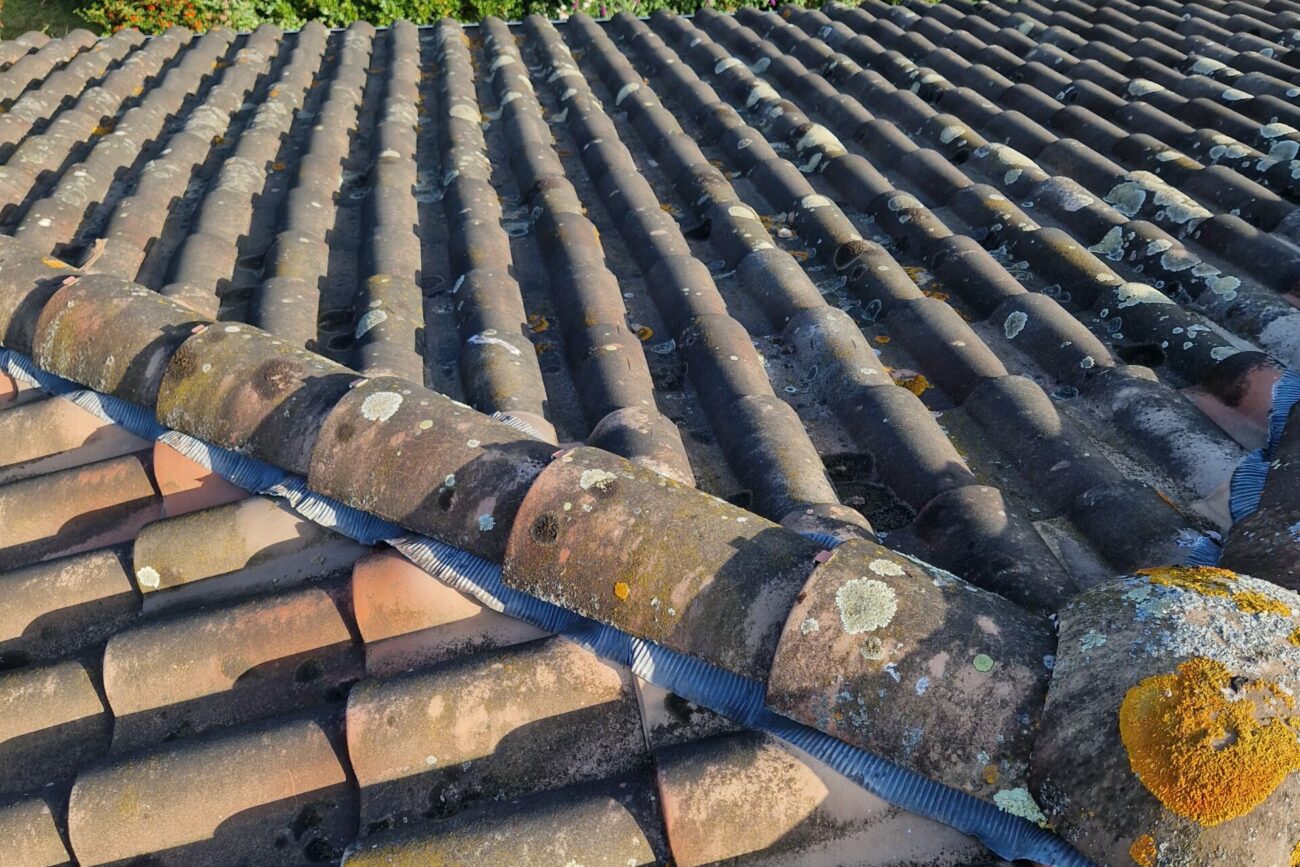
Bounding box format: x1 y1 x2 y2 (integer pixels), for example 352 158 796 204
68 713 355 865
103 584 360 751
129 495 364 609
343 774 668 865
0 3 1297 864
655 731 995 866
351 549 546 676
346 635 646 829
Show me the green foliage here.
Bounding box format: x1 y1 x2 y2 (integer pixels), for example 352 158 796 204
73 0 807 37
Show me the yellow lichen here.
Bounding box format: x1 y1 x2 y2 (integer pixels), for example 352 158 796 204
981 764 999 785
1137 566 1237 597
1129 834 1157 867
613 582 630 601
527 313 549 333
891 371 931 396
1289 629 1300 648
1119 657 1300 826
874 334 891 344
634 325 653 342
1291 839 1300 867
1138 567 1294 616
1233 591 1292 617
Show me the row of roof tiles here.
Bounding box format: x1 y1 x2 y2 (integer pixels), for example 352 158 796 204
0 428 994 866
0 1 1296 864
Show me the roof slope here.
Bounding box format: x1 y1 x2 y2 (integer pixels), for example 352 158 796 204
0 1 1297 865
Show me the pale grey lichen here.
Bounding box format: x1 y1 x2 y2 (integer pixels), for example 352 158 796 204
867 558 905 577
835 578 898 634
994 787 1048 825
579 468 618 492
1079 629 1107 651
1004 310 1028 339
800 617 820 635
360 391 403 422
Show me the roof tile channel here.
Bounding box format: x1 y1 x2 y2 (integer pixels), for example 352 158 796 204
10 28 237 258
86 25 284 283
574 13 1098 603
743 11 1266 452
158 23 332 318
252 23 376 347
0 29 167 227
867 0 1300 295
649 9 1226 556
637 14 1149 590
352 21 425 382
806 3 1300 373
0 32 52 71
435 21 555 440
0 29 98 108
479 17 692 473
526 16 871 540
0 28 147 163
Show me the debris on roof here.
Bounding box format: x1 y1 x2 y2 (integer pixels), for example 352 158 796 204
0 0 1297 864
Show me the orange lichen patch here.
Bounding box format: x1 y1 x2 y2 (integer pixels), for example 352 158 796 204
1119 657 1300 826
923 290 949 302
527 313 550 333
1232 591 1292 617
1137 566 1238 597
613 582 630 601
42 256 69 269
891 371 931 397
790 249 811 262
1129 834 1157 867
659 202 678 215
634 325 653 342
874 334 891 344
981 764 999 785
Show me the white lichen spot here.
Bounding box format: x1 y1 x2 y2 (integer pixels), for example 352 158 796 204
360 391 403 422
1115 282 1172 309
579 468 618 491
1004 310 1028 339
800 617 820 635
136 566 161 589
994 787 1048 826
1080 355 1095 369
915 676 930 695
1079 629 1107 651
835 578 898 635
477 514 495 532
425 755 438 765
868 558 905 577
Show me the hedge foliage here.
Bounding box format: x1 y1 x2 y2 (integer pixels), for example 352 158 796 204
77 0 798 34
